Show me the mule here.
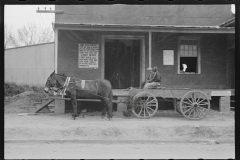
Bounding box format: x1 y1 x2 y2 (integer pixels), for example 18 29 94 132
44 71 113 120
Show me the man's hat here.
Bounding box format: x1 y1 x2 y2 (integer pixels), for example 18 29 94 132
152 67 158 72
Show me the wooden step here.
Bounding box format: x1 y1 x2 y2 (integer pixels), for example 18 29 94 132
35 99 54 113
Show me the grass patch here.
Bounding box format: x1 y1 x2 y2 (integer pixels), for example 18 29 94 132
4 82 45 97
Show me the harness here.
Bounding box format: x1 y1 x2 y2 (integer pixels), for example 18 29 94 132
52 77 71 98
49 75 112 100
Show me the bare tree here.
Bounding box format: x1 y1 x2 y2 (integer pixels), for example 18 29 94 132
4 24 19 49
4 22 54 49
17 22 54 46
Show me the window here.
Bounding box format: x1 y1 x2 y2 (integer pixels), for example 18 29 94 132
178 37 200 74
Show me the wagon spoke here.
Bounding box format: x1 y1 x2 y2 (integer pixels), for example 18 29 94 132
192 108 196 118
195 108 201 118
191 93 196 103
197 98 207 104
183 98 193 104
134 105 141 111
187 108 194 117
194 108 199 118
195 93 199 103
146 108 151 116
147 107 155 112
194 108 200 119
186 97 193 104
196 107 204 118
183 107 192 114
199 102 209 106
134 102 142 107
142 107 145 117
147 99 155 104
146 96 151 102
182 101 192 105
182 105 192 108
196 94 202 103
138 107 143 115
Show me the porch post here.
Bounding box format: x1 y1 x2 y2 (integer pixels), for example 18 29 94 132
54 28 58 73
148 31 152 70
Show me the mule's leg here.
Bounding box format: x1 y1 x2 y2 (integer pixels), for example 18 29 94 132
70 96 78 120
106 98 113 119
102 98 113 120
100 98 107 119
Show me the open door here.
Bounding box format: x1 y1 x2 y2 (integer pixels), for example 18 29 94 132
105 39 140 89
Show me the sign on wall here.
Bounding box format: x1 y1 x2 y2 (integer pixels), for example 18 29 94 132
78 43 99 68
163 50 174 65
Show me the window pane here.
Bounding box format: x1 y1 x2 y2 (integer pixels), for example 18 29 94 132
179 37 199 73
180 50 185 56
193 45 197 50
180 45 184 50
189 45 193 50
189 50 193 56
192 51 197 57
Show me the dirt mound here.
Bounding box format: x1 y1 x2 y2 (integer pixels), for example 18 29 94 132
5 91 48 113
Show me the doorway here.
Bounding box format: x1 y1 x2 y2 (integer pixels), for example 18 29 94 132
104 39 141 89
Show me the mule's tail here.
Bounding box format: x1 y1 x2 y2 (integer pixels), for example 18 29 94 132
109 89 113 101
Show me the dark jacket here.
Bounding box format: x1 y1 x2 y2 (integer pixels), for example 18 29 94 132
147 71 161 83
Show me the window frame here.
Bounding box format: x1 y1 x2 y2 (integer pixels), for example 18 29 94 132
177 36 201 74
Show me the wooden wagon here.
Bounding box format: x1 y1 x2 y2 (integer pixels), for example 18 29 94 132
32 87 211 120
119 87 211 120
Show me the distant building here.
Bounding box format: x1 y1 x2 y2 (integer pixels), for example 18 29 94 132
4 42 54 86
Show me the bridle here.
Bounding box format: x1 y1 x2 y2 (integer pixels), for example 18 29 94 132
46 74 71 97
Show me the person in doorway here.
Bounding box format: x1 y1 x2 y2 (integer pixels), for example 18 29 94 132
143 67 161 89
182 64 187 72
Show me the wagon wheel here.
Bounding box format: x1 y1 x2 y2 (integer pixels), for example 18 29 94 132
132 91 158 119
180 90 210 120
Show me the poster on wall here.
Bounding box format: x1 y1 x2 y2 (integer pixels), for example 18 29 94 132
163 50 174 65
78 43 99 68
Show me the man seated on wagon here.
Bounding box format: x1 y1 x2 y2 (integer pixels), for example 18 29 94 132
143 67 161 89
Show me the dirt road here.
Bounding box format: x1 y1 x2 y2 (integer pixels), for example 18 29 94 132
4 110 235 159
5 140 234 159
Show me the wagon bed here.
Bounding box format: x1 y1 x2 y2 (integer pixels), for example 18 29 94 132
115 87 211 120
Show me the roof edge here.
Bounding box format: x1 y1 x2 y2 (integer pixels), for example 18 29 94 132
219 17 235 27
54 22 233 29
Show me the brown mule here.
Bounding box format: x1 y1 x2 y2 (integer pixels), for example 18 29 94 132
44 71 113 120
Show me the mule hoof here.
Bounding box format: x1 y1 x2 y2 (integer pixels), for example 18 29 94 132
71 115 76 120
107 116 112 121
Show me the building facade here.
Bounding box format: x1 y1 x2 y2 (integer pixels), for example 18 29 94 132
53 5 235 90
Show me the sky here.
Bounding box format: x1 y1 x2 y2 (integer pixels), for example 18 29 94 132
5 5 55 34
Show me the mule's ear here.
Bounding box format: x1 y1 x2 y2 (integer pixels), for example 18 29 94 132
50 71 55 76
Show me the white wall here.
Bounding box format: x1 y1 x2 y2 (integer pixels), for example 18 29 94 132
4 43 54 86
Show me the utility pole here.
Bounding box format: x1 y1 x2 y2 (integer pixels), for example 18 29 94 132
36 7 63 14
